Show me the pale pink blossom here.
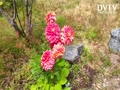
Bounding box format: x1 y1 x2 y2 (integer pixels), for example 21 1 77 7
51 42 65 59
61 25 74 45
41 50 55 71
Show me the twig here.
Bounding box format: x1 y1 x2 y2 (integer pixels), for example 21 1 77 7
25 0 33 35
14 0 26 36
11 0 26 37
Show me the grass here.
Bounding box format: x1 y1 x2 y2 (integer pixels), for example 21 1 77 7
0 0 120 89
111 66 120 76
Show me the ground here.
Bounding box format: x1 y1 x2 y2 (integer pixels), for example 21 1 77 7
0 0 120 90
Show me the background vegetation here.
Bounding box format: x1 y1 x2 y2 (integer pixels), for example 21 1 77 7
0 0 120 90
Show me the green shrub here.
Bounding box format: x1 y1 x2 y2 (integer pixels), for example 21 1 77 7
30 55 71 90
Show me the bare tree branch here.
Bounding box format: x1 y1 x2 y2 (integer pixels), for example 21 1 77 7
25 0 29 35
29 0 33 25
14 0 25 34
25 0 33 35
29 0 33 34
21 0 25 29
11 0 26 37
12 0 16 21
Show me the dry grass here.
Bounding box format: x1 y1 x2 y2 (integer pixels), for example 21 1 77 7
35 0 120 89
0 0 120 89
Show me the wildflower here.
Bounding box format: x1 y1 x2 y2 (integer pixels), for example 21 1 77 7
61 25 74 45
51 42 65 59
46 12 56 25
45 23 61 44
41 50 55 71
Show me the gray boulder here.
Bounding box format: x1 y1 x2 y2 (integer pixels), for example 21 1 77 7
62 44 83 63
109 28 120 53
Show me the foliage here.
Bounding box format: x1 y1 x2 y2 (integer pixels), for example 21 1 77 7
1 0 120 89
56 15 67 28
0 0 32 10
0 1 3 6
30 55 42 80
0 0 12 10
30 55 71 90
82 47 94 63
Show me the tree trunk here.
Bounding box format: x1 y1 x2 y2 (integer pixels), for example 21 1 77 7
25 0 33 36
11 20 26 37
0 0 34 38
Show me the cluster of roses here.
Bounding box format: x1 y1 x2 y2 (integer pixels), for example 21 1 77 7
41 12 74 71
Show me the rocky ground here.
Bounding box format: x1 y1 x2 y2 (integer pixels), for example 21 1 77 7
93 54 120 90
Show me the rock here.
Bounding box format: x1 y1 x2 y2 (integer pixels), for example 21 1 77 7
109 28 120 53
62 44 83 63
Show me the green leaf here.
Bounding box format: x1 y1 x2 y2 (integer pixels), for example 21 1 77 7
45 84 49 90
57 59 70 67
0 1 3 6
58 60 66 67
60 77 67 85
44 76 48 84
64 87 71 90
50 75 54 79
55 84 62 90
62 68 69 78
37 78 43 85
65 62 70 67
50 86 54 90
34 55 41 63
30 85 37 90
